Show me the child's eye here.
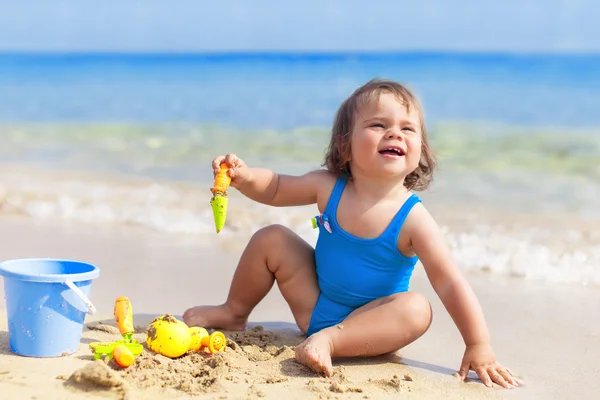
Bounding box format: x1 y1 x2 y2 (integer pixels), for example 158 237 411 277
402 127 416 133
370 123 385 128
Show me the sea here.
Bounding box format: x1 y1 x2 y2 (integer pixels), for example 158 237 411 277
0 52 599 285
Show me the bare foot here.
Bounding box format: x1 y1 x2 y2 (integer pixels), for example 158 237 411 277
182 304 248 330
294 332 334 377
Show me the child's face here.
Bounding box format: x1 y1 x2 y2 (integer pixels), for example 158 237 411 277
348 92 422 181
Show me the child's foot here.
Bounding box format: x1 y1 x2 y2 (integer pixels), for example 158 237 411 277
294 332 334 377
182 304 248 331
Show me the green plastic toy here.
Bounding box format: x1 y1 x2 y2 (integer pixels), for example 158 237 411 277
89 296 144 360
89 338 143 360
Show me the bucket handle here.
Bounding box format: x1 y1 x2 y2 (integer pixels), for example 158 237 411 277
64 280 97 315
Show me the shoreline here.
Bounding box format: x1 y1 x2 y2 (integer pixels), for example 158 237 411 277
1 161 598 228
0 163 598 287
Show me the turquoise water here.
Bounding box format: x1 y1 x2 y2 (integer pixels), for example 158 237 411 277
1 52 600 127
1 52 599 179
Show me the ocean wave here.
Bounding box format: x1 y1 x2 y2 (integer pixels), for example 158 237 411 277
0 166 318 237
446 227 600 286
0 165 598 287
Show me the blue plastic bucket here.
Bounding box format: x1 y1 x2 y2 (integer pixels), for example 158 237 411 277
0 258 99 357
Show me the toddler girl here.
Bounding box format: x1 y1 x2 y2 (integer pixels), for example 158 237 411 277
183 79 518 389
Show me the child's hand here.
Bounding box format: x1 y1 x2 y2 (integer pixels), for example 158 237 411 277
212 153 248 188
458 343 519 389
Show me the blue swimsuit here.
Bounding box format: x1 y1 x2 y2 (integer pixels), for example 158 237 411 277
306 177 421 336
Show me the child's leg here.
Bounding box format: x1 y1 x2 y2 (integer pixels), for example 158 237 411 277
295 292 432 376
183 224 320 333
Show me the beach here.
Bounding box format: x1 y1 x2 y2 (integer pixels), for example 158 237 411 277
1 51 599 399
0 185 599 399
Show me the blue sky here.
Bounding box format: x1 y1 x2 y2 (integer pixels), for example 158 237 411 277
1 0 597 52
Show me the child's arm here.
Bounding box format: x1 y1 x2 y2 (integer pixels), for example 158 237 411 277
405 205 519 389
212 154 331 207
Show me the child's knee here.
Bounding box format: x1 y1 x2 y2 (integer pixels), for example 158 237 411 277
252 224 307 252
394 292 432 333
251 224 291 245
250 224 309 261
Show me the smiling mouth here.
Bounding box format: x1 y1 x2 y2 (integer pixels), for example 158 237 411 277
378 148 405 156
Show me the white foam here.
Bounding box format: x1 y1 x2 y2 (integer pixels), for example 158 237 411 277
447 230 600 286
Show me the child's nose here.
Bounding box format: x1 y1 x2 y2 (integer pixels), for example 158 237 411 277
386 128 404 139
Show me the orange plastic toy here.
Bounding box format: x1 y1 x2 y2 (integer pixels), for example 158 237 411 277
113 344 136 368
189 327 227 354
89 296 143 367
202 331 227 354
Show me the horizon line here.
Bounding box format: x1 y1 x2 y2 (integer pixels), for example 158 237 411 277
0 49 599 57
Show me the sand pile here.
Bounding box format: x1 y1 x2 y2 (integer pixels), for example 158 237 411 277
64 360 128 400
66 325 308 398
65 324 455 399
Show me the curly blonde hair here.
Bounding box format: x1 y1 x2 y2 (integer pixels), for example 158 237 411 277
322 78 436 191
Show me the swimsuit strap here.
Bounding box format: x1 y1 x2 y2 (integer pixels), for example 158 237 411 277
387 193 421 243
323 177 347 216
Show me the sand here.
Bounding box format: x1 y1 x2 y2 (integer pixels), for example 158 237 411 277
1 315 494 400
0 216 599 399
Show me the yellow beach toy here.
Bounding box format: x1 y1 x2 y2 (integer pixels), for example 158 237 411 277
210 162 231 233
190 327 227 354
146 316 227 358
146 314 192 358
